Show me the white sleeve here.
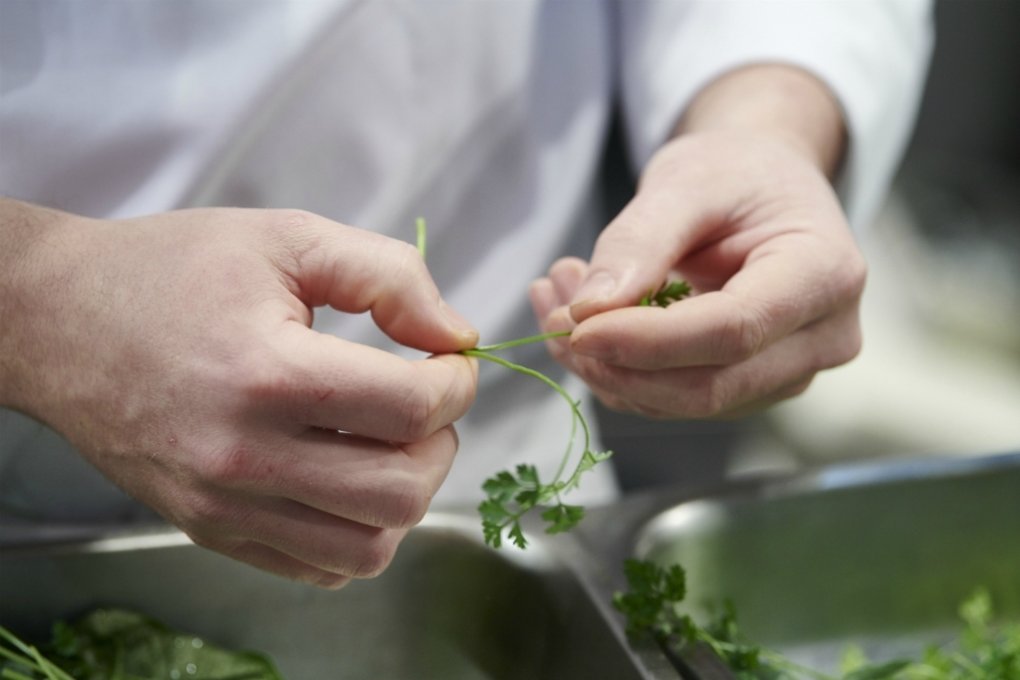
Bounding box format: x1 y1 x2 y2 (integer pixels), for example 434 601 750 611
617 0 934 228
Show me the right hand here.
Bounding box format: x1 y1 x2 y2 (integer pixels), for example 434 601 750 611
0 201 479 588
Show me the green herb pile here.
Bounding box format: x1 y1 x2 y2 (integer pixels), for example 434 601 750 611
613 558 1020 680
0 609 280 680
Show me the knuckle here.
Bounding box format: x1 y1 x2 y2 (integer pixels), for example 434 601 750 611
828 319 864 368
351 531 400 579
783 378 814 400
719 308 768 363
839 252 868 299
185 531 222 553
178 492 235 537
386 240 426 282
270 207 318 230
201 444 268 488
684 372 731 419
236 353 293 403
314 573 353 591
396 380 439 442
592 388 630 413
383 477 430 529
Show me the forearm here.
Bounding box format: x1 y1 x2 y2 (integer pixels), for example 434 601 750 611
673 63 847 179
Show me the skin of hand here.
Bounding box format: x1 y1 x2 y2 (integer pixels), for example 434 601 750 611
530 64 866 419
0 199 479 588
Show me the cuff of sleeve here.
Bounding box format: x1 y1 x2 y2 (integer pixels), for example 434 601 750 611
620 0 933 229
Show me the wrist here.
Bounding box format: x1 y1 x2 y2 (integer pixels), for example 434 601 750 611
674 63 847 179
0 198 82 413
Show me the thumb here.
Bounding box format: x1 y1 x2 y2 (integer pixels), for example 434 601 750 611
569 190 698 323
285 216 478 353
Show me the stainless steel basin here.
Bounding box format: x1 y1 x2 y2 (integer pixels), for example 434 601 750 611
0 513 652 680
3 453 1017 679
630 454 1020 673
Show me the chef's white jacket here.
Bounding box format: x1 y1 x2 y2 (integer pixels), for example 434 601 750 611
0 0 932 521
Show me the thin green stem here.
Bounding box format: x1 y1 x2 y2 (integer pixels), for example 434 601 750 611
415 216 427 261
472 330 570 353
551 403 579 491
2 669 36 680
462 348 592 487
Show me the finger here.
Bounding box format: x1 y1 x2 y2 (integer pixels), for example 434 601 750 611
287 426 459 529
531 257 588 328
529 277 558 324
548 257 588 303
715 376 815 420
267 326 478 441
568 310 860 418
253 503 407 579
201 426 460 530
595 374 815 421
222 540 353 589
279 212 478 353
192 497 407 579
536 302 577 363
570 235 864 370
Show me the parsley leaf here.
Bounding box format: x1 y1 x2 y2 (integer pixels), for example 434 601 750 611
614 559 1020 680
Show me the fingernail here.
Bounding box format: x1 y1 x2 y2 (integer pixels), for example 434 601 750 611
441 302 478 341
572 271 617 306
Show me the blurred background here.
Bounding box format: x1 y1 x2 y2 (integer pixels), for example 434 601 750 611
605 0 1020 492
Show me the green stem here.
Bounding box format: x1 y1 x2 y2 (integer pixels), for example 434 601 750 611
415 216 427 261
473 330 570 353
1 670 36 680
462 348 591 488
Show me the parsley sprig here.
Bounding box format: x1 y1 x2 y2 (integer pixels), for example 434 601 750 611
416 219 615 549
463 334 614 549
416 220 699 549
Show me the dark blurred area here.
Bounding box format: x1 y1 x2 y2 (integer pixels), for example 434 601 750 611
907 0 1020 170
606 0 1020 493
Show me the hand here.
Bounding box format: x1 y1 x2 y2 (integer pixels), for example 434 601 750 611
0 201 478 588
530 130 865 419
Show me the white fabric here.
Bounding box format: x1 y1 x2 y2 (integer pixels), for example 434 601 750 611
0 0 932 521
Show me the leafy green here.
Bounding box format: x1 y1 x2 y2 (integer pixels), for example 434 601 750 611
613 558 1020 680
639 280 692 307
464 339 613 549
415 219 617 549
1 609 281 680
0 624 74 680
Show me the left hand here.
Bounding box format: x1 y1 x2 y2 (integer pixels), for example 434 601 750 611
530 130 866 419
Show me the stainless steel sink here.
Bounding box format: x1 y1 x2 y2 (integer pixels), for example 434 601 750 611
629 453 1020 673
0 513 653 680
2 453 1018 679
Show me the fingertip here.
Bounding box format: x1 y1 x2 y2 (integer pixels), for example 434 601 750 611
567 322 617 363
529 278 557 321
548 257 588 297
568 270 620 322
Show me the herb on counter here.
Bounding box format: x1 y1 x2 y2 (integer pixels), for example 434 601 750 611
613 558 1020 679
1 609 281 680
